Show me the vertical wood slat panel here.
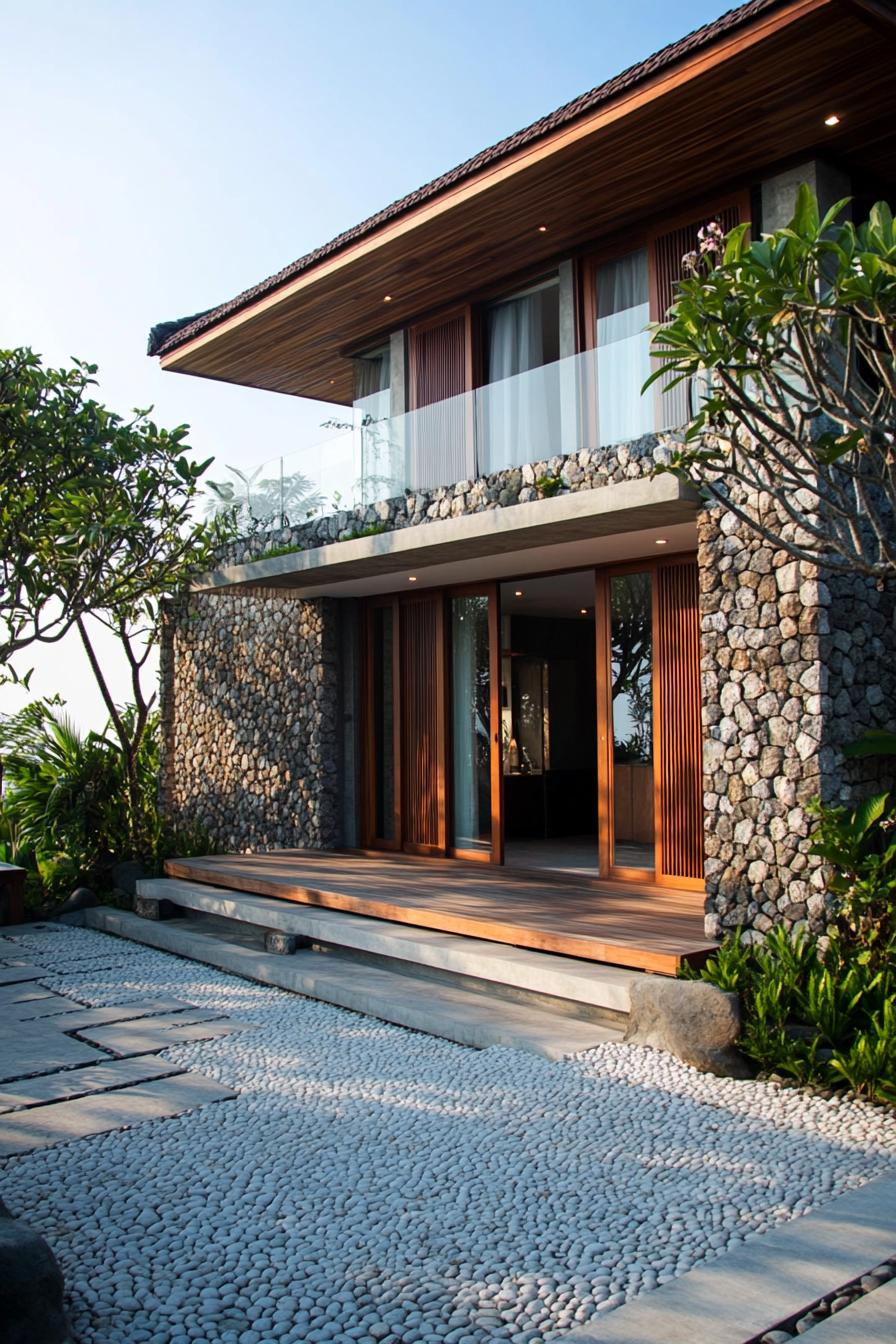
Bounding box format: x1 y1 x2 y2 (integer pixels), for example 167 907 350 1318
657 562 703 882
400 596 443 850
652 203 742 427
408 312 471 488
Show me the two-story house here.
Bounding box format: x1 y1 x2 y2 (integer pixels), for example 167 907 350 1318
148 0 896 974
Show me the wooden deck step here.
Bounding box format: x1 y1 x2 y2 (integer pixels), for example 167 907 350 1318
164 850 715 975
139 877 640 1020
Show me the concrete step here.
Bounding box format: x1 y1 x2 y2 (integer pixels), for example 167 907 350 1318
136 877 640 1021
85 907 622 1059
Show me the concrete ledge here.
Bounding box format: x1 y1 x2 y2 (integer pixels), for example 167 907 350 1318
563 1174 896 1343
85 907 622 1059
136 878 641 1014
195 474 698 593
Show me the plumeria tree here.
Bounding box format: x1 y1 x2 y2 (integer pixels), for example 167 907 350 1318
648 187 896 582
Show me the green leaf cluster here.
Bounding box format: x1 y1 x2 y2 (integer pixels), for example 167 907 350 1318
0 699 216 909
647 187 896 579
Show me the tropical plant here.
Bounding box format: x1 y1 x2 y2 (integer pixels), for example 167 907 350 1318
684 924 896 1104
648 187 896 581
0 699 215 903
205 463 325 529
0 347 231 851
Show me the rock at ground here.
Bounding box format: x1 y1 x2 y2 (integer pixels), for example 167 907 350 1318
0 1203 71 1344
623 978 753 1078
133 894 182 921
55 887 98 916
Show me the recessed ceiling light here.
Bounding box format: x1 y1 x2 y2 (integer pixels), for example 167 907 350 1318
537 225 548 233
580 608 588 615
655 538 668 545
514 590 523 597
384 294 393 302
824 114 840 127
408 575 417 582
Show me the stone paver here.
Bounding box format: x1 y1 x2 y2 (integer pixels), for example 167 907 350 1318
0 1018 106 1082
20 996 195 1030
0 1071 236 1155
564 1173 896 1343
0 963 42 985
74 1014 248 1057
0 1057 183 1112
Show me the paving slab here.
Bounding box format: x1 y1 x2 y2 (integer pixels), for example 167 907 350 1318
0 964 42 985
22 997 198 1030
0 983 58 1009
807 1277 896 1341
563 1174 896 1343
5 990 84 1021
0 1070 237 1155
75 1016 249 1057
0 1057 183 1112
0 1019 107 1083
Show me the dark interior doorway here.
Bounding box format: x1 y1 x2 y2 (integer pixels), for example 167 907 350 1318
499 572 599 874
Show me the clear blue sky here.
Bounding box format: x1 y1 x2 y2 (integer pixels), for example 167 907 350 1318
1 0 732 728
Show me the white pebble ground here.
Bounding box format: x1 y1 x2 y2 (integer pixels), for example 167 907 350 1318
4 925 896 1344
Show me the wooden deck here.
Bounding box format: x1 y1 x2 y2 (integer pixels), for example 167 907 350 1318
165 850 716 975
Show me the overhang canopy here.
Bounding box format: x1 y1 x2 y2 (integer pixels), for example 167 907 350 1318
153 0 896 405
193 474 700 598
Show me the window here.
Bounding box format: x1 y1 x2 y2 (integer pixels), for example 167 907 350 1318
479 276 560 471
594 249 653 445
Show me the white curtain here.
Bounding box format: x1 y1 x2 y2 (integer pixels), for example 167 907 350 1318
479 282 560 473
596 249 653 446
353 348 400 500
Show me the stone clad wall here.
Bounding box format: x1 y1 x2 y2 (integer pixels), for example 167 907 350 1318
699 506 896 940
159 589 342 852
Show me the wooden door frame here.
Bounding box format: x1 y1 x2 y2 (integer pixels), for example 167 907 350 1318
360 595 402 851
595 552 702 886
445 582 504 866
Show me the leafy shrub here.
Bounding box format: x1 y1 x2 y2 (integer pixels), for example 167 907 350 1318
0 700 215 908
535 474 562 498
808 789 895 970
684 926 896 1105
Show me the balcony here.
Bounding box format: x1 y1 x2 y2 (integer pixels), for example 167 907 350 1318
211 344 687 533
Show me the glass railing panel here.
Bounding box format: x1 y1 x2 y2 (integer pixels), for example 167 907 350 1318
213 337 687 537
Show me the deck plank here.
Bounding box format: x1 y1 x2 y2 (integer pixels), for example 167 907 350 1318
164 851 714 974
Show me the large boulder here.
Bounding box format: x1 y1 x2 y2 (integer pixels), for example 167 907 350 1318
0 1202 71 1344
623 978 753 1078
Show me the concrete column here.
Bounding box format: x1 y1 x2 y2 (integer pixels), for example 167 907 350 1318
760 159 851 232
389 329 407 416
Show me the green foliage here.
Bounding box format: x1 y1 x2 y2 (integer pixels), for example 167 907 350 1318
685 924 896 1104
808 790 896 970
0 347 229 668
647 187 896 580
262 541 307 560
535 474 562 498
345 520 389 540
0 700 216 906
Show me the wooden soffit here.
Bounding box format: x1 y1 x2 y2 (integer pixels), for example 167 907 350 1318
159 0 896 404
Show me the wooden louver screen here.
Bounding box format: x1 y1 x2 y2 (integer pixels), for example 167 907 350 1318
657 562 704 882
411 313 467 409
399 596 444 850
652 203 743 428
409 312 471 488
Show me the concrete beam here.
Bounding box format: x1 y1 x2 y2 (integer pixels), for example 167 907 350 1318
195 473 699 594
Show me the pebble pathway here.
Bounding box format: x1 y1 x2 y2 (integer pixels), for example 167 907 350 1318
3 924 896 1344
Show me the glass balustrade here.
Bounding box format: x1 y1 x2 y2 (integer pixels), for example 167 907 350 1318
209 344 686 533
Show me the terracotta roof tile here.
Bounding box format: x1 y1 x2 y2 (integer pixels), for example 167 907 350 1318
148 0 785 358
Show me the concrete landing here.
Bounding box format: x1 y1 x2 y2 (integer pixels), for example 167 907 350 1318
138 877 640 1018
564 1174 896 1343
86 907 622 1059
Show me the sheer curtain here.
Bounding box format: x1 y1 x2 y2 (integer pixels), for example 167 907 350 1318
596 250 653 446
353 347 399 501
480 280 560 472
